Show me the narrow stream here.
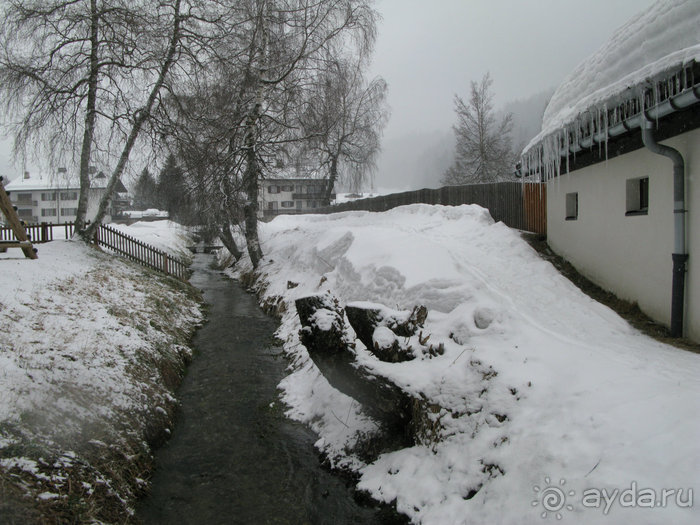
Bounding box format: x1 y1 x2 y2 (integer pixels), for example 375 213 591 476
138 254 390 524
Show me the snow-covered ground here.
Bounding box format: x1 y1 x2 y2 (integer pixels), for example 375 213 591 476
107 219 193 259
0 221 202 521
229 204 700 524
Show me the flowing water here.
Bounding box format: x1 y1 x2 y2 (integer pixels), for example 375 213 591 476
138 255 393 524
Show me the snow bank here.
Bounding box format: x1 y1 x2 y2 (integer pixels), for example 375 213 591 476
524 0 700 157
0 239 202 520
108 219 192 259
231 204 700 524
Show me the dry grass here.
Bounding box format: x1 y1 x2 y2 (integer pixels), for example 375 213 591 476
0 252 203 524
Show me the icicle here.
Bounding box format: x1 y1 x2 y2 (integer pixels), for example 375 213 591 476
603 103 609 161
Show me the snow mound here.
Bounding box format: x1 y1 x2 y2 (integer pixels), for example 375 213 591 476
525 0 700 155
108 220 192 259
229 204 700 524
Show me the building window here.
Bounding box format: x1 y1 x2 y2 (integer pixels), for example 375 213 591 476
60 191 78 201
17 209 33 219
60 208 78 216
281 185 294 192
280 201 295 208
565 192 578 220
626 177 649 215
16 193 32 204
268 185 279 194
41 208 57 217
41 192 57 201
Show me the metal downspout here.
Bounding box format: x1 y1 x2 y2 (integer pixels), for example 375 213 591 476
641 118 688 338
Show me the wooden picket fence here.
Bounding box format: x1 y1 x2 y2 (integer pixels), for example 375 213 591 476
0 221 190 281
0 222 76 244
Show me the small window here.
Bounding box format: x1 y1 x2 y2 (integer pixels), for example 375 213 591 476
41 192 56 201
60 208 78 216
16 193 32 204
280 201 295 208
281 185 294 192
268 185 279 194
60 191 78 201
17 208 33 219
626 177 649 215
565 192 578 220
41 208 57 217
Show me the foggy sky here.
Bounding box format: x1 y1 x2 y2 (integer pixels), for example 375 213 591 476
369 0 657 189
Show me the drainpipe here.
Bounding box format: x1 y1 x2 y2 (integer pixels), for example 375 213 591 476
641 118 688 338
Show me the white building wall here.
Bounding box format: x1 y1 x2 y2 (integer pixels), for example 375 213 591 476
547 128 700 341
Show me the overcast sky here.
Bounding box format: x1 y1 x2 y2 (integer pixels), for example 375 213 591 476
1 0 658 186
369 0 657 148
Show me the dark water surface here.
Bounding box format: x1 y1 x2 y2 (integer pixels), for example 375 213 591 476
137 254 387 525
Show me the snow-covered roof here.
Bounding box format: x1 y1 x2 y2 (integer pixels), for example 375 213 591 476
5 173 125 192
522 0 700 171
5 175 80 191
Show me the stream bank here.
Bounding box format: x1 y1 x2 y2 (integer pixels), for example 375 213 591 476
138 254 402 524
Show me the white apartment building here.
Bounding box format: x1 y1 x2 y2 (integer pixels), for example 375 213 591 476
4 170 128 225
259 178 333 219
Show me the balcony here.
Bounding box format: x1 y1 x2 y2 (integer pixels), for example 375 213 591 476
292 192 327 200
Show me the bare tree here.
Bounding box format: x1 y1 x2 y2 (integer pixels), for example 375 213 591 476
0 0 229 238
164 0 379 268
299 57 388 198
442 73 514 185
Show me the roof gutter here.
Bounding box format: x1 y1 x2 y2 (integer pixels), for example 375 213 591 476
562 82 700 156
641 118 688 338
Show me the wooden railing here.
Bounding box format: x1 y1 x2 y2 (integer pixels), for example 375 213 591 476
94 223 190 281
0 221 190 281
0 222 76 244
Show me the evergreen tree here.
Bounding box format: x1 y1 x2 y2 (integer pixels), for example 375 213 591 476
132 168 158 210
157 154 190 221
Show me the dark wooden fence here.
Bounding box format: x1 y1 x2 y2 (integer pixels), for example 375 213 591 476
0 222 76 244
94 223 190 281
0 221 190 281
314 182 547 234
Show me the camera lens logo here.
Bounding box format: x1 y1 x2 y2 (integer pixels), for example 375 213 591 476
532 477 575 520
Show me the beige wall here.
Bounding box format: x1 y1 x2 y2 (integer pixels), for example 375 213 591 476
547 128 700 341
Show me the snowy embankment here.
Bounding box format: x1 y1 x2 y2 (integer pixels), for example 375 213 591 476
108 219 193 259
0 221 202 523
228 204 700 525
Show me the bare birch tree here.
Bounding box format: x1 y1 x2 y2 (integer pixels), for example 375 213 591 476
164 0 379 268
299 56 388 198
0 0 227 238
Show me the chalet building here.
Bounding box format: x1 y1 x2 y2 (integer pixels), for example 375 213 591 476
259 178 333 219
521 0 700 341
4 169 128 225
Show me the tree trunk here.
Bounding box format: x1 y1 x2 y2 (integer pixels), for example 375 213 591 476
219 223 243 261
83 0 182 241
295 294 414 437
242 99 264 268
73 0 99 235
325 154 338 201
